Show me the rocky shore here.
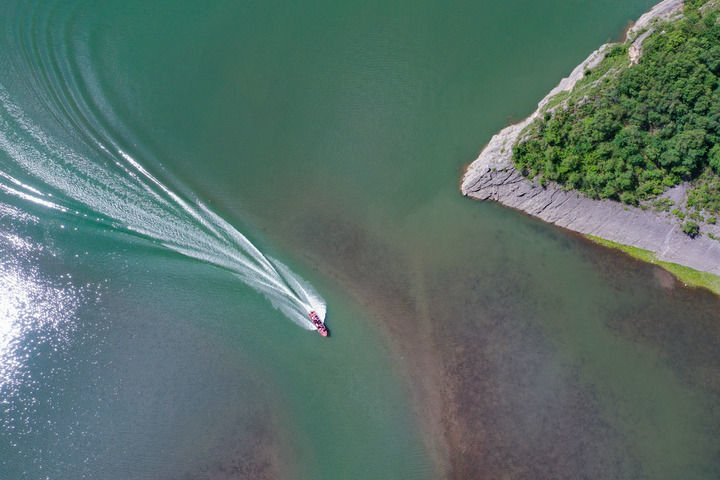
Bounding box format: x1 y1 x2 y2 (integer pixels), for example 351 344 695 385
461 0 720 276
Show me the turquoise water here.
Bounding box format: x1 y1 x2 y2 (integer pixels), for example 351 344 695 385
3 0 720 479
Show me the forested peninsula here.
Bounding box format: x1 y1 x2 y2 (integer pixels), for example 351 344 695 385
462 0 720 292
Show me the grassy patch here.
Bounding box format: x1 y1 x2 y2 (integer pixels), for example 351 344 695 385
651 197 674 212
585 235 720 295
542 90 571 112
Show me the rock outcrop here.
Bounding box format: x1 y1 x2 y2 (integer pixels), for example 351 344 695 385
461 0 720 276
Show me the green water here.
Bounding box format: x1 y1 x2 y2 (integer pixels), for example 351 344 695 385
2 0 720 479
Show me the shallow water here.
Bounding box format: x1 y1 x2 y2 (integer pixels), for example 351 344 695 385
3 0 720 479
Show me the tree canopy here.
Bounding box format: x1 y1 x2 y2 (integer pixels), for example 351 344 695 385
513 1 720 213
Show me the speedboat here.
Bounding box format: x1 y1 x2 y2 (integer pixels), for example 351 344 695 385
309 311 329 337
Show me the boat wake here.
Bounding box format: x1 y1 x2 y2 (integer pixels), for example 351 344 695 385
0 85 325 330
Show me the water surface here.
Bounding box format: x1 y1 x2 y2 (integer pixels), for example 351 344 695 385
2 0 720 479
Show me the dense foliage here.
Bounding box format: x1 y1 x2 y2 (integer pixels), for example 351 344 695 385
687 167 720 212
513 2 720 210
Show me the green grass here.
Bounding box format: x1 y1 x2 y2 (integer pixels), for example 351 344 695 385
585 235 720 295
542 90 571 112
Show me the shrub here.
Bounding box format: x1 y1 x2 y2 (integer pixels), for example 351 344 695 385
682 220 700 237
620 191 638 205
606 44 627 58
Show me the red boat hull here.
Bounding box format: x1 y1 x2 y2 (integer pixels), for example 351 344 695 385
309 311 329 337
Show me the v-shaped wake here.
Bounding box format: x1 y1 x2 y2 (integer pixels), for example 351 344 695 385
0 85 326 331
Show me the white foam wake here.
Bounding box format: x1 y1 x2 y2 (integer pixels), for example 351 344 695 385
0 85 326 330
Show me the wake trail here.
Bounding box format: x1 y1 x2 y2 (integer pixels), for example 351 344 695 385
0 85 326 331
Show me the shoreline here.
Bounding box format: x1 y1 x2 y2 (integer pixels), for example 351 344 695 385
460 0 720 285
584 234 720 295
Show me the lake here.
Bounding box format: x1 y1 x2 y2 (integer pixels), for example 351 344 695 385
2 0 719 478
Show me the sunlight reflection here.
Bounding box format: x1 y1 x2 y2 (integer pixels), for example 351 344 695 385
0 207 82 437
